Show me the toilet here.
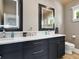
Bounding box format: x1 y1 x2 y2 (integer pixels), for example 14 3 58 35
65 42 75 54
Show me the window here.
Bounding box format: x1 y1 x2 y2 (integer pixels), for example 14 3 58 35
72 5 79 22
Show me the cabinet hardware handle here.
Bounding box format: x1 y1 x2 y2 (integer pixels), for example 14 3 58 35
32 49 44 54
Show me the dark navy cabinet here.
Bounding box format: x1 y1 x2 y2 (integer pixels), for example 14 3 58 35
0 36 65 59
48 36 65 59
0 43 23 59
48 38 57 59
2 51 23 59
23 40 48 59
56 37 65 58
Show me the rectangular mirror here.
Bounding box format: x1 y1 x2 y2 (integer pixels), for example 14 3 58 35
0 0 23 31
39 4 55 30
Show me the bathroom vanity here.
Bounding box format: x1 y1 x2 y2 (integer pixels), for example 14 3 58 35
0 34 65 59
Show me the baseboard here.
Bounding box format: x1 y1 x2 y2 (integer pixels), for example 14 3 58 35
73 48 79 54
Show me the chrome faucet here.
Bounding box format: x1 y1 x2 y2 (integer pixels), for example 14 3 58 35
3 29 6 38
1 27 6 38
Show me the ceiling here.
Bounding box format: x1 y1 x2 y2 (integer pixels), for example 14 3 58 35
59 0 74 5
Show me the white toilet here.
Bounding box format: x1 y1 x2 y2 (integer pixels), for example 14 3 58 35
65 42 75 54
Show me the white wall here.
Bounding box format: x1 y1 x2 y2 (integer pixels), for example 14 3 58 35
23 0 38 31
54 1 64 33
23 0 64 33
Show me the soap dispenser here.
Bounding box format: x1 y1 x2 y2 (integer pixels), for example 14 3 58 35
55 27 59 34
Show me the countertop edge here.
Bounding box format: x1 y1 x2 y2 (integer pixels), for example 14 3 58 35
0 34 65 45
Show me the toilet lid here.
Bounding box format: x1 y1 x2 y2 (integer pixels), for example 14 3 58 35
65 42 75 47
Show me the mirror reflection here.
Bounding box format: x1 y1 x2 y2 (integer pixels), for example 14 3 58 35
42 8 55 28
39 4 55 30
0 0 19 29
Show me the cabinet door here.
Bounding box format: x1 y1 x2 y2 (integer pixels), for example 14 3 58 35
55 36 65 58
0 46 3 55
48 38 57 59
2 43 23 54
2 51 23 59
0 43 23 59
23 45 33 59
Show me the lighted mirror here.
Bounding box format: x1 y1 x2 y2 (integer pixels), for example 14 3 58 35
39 4 55 30
0 0 23 31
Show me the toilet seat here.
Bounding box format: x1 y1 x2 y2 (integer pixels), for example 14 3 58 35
65 42 75 47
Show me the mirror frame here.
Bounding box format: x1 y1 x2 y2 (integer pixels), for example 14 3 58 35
0 0 23 31
38 4 55 31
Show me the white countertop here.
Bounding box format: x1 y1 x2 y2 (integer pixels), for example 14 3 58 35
0 34 65 45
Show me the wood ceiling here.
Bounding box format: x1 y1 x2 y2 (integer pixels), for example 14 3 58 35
59 0 73 5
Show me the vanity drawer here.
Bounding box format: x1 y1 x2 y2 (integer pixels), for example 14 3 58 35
24 46 48 54
24 48 48 59
24 40 48 52
32 54 48 59
32 46 48 59
24 40 47 46
24 40 48 59
2 43 23 53
32 51 48 59
24 40 48 49
56 37 65 41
